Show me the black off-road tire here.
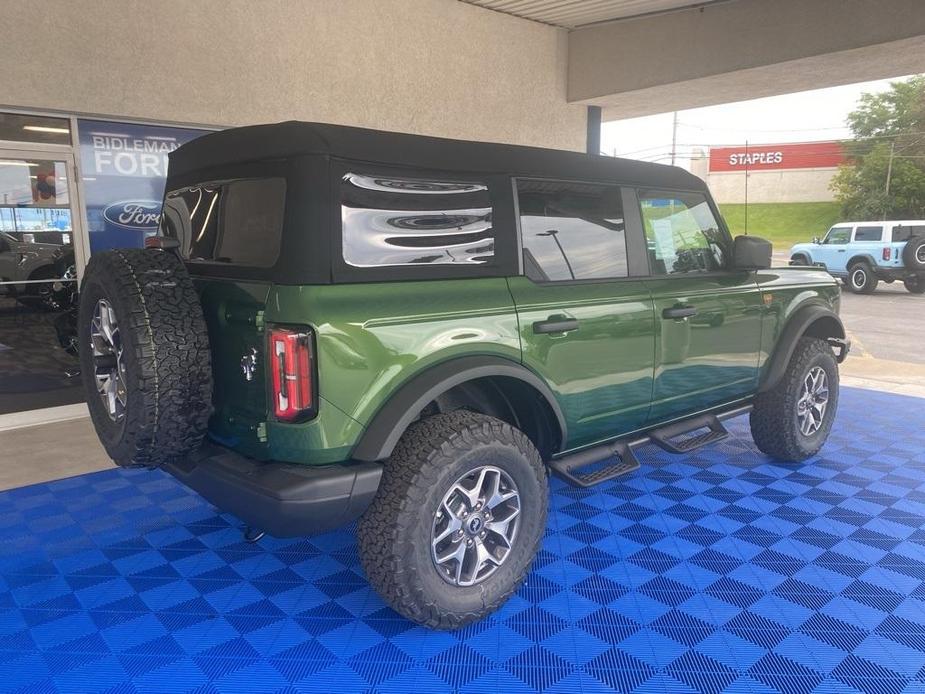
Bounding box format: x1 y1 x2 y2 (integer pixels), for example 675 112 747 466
904 275 925 294
846 262 878 294
750 337 839 462
790 254 810 266
357 411 547 630
78 249 212 468
902 236 925 272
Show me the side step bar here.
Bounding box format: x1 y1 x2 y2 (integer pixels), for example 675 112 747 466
548 404 752 488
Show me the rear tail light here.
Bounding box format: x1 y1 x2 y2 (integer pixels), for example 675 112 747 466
883 247 892 261
268 327 316 422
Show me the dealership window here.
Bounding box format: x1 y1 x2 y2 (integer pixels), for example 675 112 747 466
516 179 627 282
341 173 494 267
823 227 851 244
161 178 286 268
854 225 883 242
639 191 726 275
77 119 206 255
0 113 71 146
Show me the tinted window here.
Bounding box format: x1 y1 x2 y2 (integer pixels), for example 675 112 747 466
824 227 851 244
894 225 925 242
161 178 285 267
341 173 494 267
517 179 627 282
639 191 727 275
854 225 883 241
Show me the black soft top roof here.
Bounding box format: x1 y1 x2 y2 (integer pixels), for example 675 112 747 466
168 121 705 191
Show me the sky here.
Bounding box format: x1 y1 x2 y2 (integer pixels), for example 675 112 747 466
601 75 918 170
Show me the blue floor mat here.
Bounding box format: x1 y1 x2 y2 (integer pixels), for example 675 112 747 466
3 386 925 693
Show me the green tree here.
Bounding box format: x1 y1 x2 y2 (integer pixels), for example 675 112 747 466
832 76 925 219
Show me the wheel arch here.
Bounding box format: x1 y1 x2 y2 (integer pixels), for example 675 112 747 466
351 356 566 462
759 304 847 393
847 253 878 270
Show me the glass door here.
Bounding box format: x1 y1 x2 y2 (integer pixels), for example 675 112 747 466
0 149 84 414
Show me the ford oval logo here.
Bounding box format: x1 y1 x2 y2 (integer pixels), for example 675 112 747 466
102 200 162 231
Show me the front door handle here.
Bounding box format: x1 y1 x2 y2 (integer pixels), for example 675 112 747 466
533 317 579 334
662 306 697 320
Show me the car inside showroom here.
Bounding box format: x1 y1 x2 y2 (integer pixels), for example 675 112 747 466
2 1 925 692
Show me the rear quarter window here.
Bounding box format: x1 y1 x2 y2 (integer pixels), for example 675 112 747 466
160 177 286 268
340 173 495 268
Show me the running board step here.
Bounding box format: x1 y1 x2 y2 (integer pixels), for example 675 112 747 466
548 441 640 488
648 414 729 454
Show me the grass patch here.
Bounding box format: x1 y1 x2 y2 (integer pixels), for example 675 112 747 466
718 202 842 251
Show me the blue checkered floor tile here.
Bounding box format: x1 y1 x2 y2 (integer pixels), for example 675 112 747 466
4 386 925 693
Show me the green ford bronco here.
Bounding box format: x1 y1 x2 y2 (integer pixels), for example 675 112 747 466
79 122 849 629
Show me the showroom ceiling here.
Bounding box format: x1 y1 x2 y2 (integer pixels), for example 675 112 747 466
460 0 726 28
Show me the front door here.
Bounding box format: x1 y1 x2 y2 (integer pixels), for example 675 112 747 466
508 179 655 451
0 147 85 414
636 189 763 423
813 225 853 272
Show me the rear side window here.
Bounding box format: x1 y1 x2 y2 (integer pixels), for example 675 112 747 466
854 225 883 241
161 178 286 267
341 173 494 267
516 179 628 282
638 190 727 275
894 225 925 242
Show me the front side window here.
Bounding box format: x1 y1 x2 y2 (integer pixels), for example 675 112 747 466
639 191 727 275
824 227 851 244
517 179 627 282
854 225 883 242
161 177 286 267
341 173 494 267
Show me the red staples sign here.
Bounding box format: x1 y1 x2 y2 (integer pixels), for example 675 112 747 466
709 141 846 172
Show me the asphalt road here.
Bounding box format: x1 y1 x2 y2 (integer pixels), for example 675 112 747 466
839 281 925 363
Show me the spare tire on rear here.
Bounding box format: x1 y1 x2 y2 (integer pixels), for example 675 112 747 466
902 235 925 271
78 249 213 468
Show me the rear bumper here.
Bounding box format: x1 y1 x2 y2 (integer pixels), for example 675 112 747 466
163 443 382 538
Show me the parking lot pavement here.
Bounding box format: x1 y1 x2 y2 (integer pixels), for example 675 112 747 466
837 282 925 396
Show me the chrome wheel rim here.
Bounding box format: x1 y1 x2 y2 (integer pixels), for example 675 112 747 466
90 299 127 422
797 366 828 436
431 465 521 587
851 268 866 289
917 246 925 264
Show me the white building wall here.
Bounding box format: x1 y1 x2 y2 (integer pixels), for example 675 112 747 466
0 0 587 151
704 168 839 204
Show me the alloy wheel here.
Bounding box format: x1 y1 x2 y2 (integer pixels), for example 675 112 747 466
851 268 867 290
797 366 829 436
431 465 521 587
90 298 127 422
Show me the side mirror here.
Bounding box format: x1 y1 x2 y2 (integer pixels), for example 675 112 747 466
812 236 821 244
733 235 772 270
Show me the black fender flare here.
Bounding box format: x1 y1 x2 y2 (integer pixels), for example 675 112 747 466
846 254 878 271
759 304 847 393
351 355 567 462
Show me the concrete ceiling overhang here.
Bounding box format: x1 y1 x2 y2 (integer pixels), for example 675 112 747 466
461 0 925 121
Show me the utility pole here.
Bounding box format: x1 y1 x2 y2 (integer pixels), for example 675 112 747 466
670 111 678 166
744 140 749 235
884 139 896 220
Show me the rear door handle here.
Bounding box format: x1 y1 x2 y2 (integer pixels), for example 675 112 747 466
533 317 579 334
662 306 697 320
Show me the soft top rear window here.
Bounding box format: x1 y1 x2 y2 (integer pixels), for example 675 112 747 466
160 177 286 268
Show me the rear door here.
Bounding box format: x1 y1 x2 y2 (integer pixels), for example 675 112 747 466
851 224 886 266
635 189 764 423
507 179 656 451
160 176 287 457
